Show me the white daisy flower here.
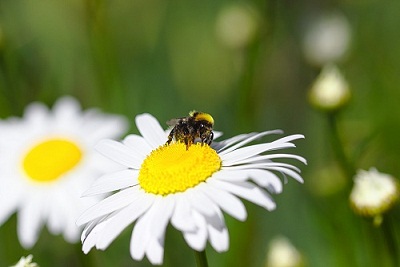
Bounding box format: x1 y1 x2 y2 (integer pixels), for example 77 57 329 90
77 113 305 265
0 96 128 248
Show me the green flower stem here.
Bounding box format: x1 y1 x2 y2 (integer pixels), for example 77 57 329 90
327 113 355 179
381 215 399 267
194 250 209 267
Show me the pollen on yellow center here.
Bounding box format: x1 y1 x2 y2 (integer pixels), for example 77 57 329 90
138 142 222 195
22 138 83 183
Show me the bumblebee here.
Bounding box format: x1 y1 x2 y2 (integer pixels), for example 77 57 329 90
166 111 214 149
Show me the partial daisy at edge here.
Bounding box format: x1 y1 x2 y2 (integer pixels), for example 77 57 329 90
77 113 306 265
0 96 128 248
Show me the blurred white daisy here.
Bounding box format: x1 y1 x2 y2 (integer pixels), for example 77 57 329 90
0 96 128 248
350 168 399 225
302 13 352 66
215 4 260 49
77 113 305 265
10 255 39 267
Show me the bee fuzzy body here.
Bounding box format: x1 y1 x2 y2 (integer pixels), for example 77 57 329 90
166 111 214 149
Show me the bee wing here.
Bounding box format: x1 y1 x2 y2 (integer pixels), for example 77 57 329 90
166 118 181 126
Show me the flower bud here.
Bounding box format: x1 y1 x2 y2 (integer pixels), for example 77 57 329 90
308 64 350 112
350 168 399 225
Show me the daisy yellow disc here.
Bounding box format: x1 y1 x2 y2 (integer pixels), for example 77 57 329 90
139 142 221 195
23 138 82 182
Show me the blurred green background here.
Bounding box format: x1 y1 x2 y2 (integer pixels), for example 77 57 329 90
1 0 400 266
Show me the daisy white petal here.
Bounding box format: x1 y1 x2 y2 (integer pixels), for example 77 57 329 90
146 236 165 265
147 196 175 242
82 217 108 253
24 102 49 124
211 168 250 182
122 134 153 158
77 187 139 225
207 209 229 252
135 113 167 148
81 110 129 141
203 204 225 232
246 169 283 193
263 153 307 164
186 188 220 218
223 163 303 183
53 96 81 117
143 197 175 265
213 132 258 151
223 153 307 166
171 194 197 232
200 183 247 221
208 224 229 252
47 192 66 233
209 179 276 210
218 130 283 155
130 201 159 261
18 198 43 248
220 142 295 163
183 210 208 251
81 215 105 243
95 139 141 168
97 193 154 249
82 169 138 196
266 166 304 183
0 190 20 225
223 161 301 172
78 113 304 264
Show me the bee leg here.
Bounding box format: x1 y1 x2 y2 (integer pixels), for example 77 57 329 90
184 138 190 150
199 136 205 146
206 132 214 145
166 128 175 145
200 132 209 146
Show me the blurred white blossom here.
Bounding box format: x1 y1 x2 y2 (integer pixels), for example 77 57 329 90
350 168 399 225
0 96 128 248
266 236 304 267
309 64 350 111
215 4 259 49
302 13 352 66
10 255 38 267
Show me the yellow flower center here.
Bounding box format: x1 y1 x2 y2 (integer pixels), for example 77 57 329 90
22 138 83 183
138 142 221 195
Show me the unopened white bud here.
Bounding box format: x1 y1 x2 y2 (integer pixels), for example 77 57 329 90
309 64 350 111
350 168 399 225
